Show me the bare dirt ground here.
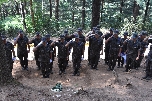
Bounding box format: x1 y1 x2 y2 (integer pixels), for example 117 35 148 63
0 57 152 101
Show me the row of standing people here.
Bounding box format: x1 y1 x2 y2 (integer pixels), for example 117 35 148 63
1 26 150 79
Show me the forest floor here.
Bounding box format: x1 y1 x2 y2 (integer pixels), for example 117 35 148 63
1 36 152 101
0 57 152 101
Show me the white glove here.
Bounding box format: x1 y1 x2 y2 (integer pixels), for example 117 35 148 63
12 57 16 61
70 40 73 43
37 41 43 46
81 57 84 60
50 59 52 63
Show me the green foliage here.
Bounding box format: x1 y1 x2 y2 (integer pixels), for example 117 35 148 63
0 0 152 37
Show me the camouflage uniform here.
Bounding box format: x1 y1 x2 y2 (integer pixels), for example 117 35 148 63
31 37 41 69
104 31 113 65
17 36 29 69
108 35 122 70
89 34 103 69
37 43 52 78
117 32 128 67
64 30 72 67
4 41 14 72
125 35 140 72
87 27 96 65
69 41 84 75
47 39 56 74
143 38 152 80
55 40 68 74
136 34 148 68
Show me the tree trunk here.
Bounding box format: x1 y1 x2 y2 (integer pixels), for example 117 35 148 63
55 0 59 30
82 0 85 29
21 2 27 31
49 0 52 18
133 0 140 23
0 5 2 20
120 0 124 14
2 4 5 20
100 0 104 22
0 36 13 85
30 0 35 31
15 1 20 15
72 11 74 28
143 0 150 24
24 0 28 14
91 0 101 29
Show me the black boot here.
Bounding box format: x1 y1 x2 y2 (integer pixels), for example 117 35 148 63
142 73 149 79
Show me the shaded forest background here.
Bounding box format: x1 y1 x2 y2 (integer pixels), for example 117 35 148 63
0 0 152 38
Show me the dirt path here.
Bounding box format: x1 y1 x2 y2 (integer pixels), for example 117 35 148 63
0 58 152 101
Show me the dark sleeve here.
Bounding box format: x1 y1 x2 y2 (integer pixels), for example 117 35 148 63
105 34 108 40
82 36 86 43
11 43 14 50
69 41 74 47
31 39 35 43
54 42 59 47
25 37 29 44
89 36 93 42
71 34 75 38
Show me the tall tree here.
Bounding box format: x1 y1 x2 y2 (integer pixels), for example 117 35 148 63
91 0 101 29
133 0 140 23
49 0 52 18
21 1 27 31
143 0 150 24
30 0 35 31
100 0 104 22
120 0 124 14
82 0 85 29
0 36 13 85
15 1 20 15
55 0 59 30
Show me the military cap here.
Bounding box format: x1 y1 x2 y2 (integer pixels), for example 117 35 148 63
1 35 7 40
96 25 101 28
140 31 147 36
95 30 101 35
132 33 138 38
35 32 40 36
59 34 65 38
18 30 24 34
113 30 119 34
109 28 114 32
64 30 68 34
45 34 51 38
92 27 97 31
123 32 128 36
41 37 47 42
75 34 79 38
77 28 82 32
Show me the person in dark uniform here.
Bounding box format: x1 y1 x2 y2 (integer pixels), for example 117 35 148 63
102 28 114 65
14 30 30 70
86 30 103 70
65 34 84 76
2 35 16 73
29 32 41 70
86 27 96 65
105 30 122 71
51 34 68 75
117 32 128 68
76 28 86 58
124 33 140 72
45 34 56 74
143 36 152 80
33 37 52 78
136 31 148 69
64 30 72 67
